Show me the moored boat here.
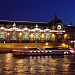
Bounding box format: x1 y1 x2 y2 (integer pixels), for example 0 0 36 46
12 48 72 56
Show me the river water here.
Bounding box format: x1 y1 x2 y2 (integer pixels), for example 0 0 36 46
0 53 75 75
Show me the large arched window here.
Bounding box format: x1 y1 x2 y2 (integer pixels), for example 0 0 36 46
45 33 50 41
34 33 40 41
0 34 6 40
10 35 18 41
22 34 29 41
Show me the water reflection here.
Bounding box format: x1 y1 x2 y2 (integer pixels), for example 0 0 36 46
0 53 75 75
0 53 13 75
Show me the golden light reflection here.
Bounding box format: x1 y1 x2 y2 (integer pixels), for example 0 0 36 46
4 53 13 73
16 59 24 64
48 58 57 73
0 53 73 74
61 55 70 72
14 59 25 73
5 53 13 62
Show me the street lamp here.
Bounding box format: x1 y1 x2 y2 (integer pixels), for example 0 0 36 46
71 40 75 48
45 42 49 46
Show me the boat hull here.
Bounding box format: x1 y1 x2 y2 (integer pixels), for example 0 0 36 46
12 49 72 56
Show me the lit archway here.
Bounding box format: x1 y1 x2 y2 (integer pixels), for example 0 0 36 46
10 34 18 43
34 33 40 41
0 34 6 40
45 33 50 41
22 34 29 42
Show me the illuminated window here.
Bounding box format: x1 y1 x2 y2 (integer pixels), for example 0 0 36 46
0 34 6 40
51 34 55 41
45 33 50 40
23 34 29 40
34 33 40 40
19 32 22 36
41 33 45 40
30 33 34 41
10 35 18 40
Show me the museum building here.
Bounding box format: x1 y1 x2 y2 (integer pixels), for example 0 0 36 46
0 16 75 48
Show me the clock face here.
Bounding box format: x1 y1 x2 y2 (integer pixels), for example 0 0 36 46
57 25 61 30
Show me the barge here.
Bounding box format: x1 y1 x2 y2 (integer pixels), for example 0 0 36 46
12 48 72 56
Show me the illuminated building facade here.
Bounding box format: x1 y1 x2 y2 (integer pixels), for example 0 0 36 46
0 16 75 48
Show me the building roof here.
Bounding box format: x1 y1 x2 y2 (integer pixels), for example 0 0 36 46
48 15 62 26
0 16 75 30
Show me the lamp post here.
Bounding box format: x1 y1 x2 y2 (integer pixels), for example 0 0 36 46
71 40 75 49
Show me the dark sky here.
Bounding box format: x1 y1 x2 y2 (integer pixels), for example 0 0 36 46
0 0 75 25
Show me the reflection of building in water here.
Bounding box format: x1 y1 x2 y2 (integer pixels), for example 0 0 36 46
0 16 75 48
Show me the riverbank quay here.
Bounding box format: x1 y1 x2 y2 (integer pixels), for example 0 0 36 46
0 43 53 53
0 43 53 48
0 48 26 53
0 43 71 53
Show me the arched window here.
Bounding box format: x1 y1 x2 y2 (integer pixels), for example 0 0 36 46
34 33 40 41
45 33 50 40
10 35 18 40
0 34 6 40
23 34 29 41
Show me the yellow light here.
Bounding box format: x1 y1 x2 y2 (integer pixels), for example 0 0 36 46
64 34 67 39
41 34 44 38
7 33 10 35
45 43 49 46
52 34 55 37
30 33 34 38
71 41 73 43
4 41 5 44
62 43 66 48
51 34 55 40
24 47 28 49
62 43 65 46
19 32 22 36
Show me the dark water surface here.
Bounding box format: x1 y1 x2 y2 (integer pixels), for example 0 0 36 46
0 53 75 75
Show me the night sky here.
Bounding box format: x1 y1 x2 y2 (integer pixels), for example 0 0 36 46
0 0 75 25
